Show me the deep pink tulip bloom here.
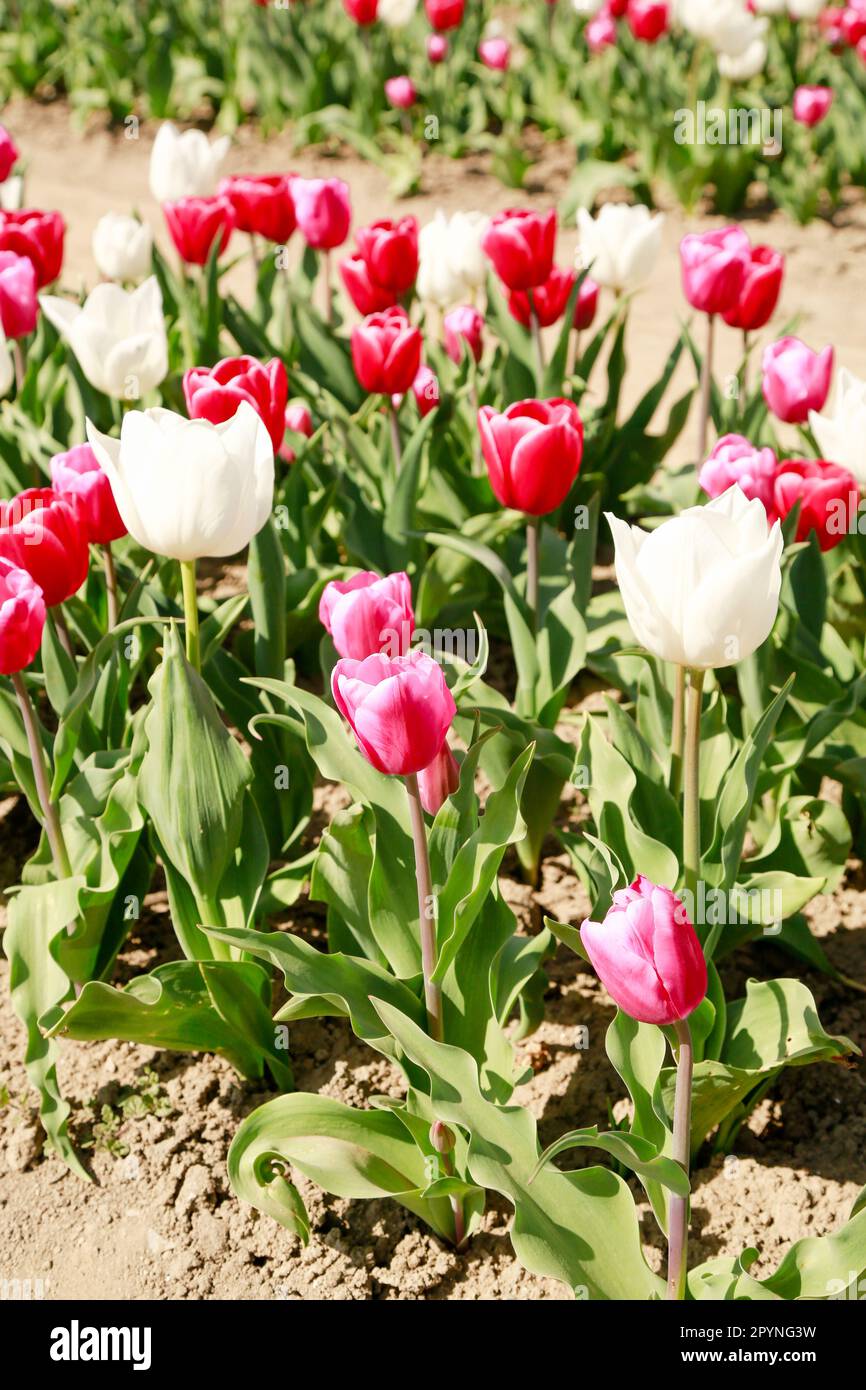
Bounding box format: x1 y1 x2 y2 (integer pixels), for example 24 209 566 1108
354 217 419 295
418 740 460 814
0 125 19 184
479 38 511 69
698 434 778 518
0 249 37 339
183 355 289 452
351 306 423 395
332 649 456 777
482 207 557 292
443 305 484 363
478 397 584 515
164 196 234 266
762 336 834 424
385 76 417 110
722 245 784 332
339 255 396 314
427 34 449 61
319 569 414 660
289 177 351 250
792 85 834 128
0 209 65 288
218 174 296 244
425 0 465 31
0 557 46 675
626 0 669 43
50 444 126 545
343 0 378 23
679 225 750 317
413 364 440 416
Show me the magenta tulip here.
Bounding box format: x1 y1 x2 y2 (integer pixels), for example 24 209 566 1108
762 336 834 424
679 225 750 317
443 305 484 363
482 208 557 292
0 249 37 339
49 444 127 545
332 649 456 777
698 435 778 518
289 177 351 251
385 76 417 110
792 85 834 128
478 398 584 515
319 570 414 659
0 125 19 185
351 306 423 395
0 557 46 675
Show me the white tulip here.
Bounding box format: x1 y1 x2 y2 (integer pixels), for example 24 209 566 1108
378 0 417 25
92 213 153 283
0 326 13 397
676 0 766 57
717 37 767 81
575 204 664 294
787 0 823 16
417 209 489 307
751 0 786 13
606 486 783 670
86 403 275 563
0 175 23 211
149 121 230 204
572 0 605 13
39 276 169 401
810 369 866 487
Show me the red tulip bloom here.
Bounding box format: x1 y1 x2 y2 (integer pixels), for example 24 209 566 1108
0 126 19 185
413 364 440 416
679 224 750 317
354 217 419 295
722 245 784 332
482 207 557 292
425 0 465 31
0 557 46 675
339 255 396 314
183 355 289 453
772 458 859 552
0 249 37 339
164 196 234 266
351 306 423 395
626 0 669 43
509 266 575 328
343 0 378 22
478 397 584 515
50 444 126 545
0 488 89 607
0 209 65 288
218 174 296 244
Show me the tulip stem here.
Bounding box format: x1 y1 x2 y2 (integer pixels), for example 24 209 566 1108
11 671 72 880
180 560 201 672
697 314 715 461
682 667 704 908
12 340 25 394
103 544 119 629
526 515 540 631
742 329 751 397
389 401 403 474
529 292 545 388
52 607 75 660
321 249 332 325
666 1016 694 1301
405 771 444 1042
670 664 686 798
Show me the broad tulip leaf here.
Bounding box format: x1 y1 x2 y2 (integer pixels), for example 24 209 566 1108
691 1207 866 1301
531 1125 689 1198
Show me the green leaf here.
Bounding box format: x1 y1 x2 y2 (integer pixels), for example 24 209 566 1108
531 1124 689 1198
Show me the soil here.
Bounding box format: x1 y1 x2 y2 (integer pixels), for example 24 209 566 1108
0 104 865 1302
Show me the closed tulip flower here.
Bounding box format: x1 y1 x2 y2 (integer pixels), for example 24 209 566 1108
793 85 834 127
762 336 834 424
148 122 230 204
164 195 234 266
351 306 423 395
0 250 37 339
0 209 65 288
509 266 575 328
417 209 489 307
478 398 584 515
86 402 274 563
343 0 378 22
413 364 440 416
0 557 46 674
285 402 314 437
772 458 858 552
627 0 669 42
290 177 351 250
385 76 417 109
418 740 460 814
427 33 449 59
574 275 600 329
339 254 396 314
0 488 89 607
0 126 19 185
50 444 126 545
218 174 296 244
379 0 418 24
91 213 153 283
722 244 783 332
355 217 419 296
183 355 289 453
443 305 484 363
319 569 414 659
425 0 465 29
607 485 783 670
576 204 664 294
39 277 169 401
586 11 618 49
698 434 778 517
717 35 768 81
332 649 456 777
580 876 707 1026
679 224 750 316
810 368 866 485
482 207 557 291
479 37 511 68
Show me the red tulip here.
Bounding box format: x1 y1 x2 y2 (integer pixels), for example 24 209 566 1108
444 305 484 363
508 266 575 329
0 488 89 607
0 557 46 675
762 336 834 424
772 458 858 552
385 76 417 109
164 196 234 266
343 0 378 22
0 249 37 339
351 306 423 395
0 209 65 288
218 174 296 244
290 177 351 250
332 649 456 777
183 355 289 453
478 397 584 515
0 126 19 185
574 275 600 330
482 207 557 291
413 364 440 416
626 0 669 42
319 569 414 659
792 85 834 127
679 225 750 317
50 444 126 545
425 0 465 31
722 245 784 332
580 876 707 1026
354 217 419 296
339 255 396 314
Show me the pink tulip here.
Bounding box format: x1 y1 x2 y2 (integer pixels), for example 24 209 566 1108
413 364 440 416
332 649 456 777
586 12 617 51
289 177 351 250
679 225 750 317
285 402 313 437
385 76 417 110
49 443 127 545
762 336 834 424
418 740 460 814
479 37 511 69
427 34 449 62
319 570 414 659
0 125 19 185
443 305 484 363
0 249 37 339
698 435 778 518
0 557 46 676
580 876 707 1026
792 85 834 128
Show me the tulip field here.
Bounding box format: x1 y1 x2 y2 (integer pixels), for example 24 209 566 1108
0 3 865 1326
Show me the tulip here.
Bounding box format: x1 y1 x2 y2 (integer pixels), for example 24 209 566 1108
333 648 455 777
0 209 65 288
762 336 833 424
0 556 46 675
413 364 440 416
509 267 574 329
183 355 289 453
677 0 767 56
586 11 618 49
339 254 397 315
354 216 419 295
148 122 230 204
427 33 449 60
50 444 126 545
351 306 423 396
285 402 314 437
39 277 169 402
482 207 556 292
91 213 153 283
576 204 664 295
626 0 669 42
479 37 511 68
417 210 489 308
0 250 37 339
385 76 417 109
164 195 234 266
0 488 89 608
698 434 778 517
679 224 750 317
810 367 866 485
418 740 460 815
574 275 600 330
717 36 768 80
443 305 484 363
772 458 858 552
319 569 414 659
792 84 834 127
343 0 378 21
0 126 18 185
379 0 418 23
218 174 296 244
721 244 783 333
478 398 584 516
0 177 23 214
289 177 351 250
841 6 866 44
425 0 464 28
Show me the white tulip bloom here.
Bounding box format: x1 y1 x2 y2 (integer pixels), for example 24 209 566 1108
810 369 866 487
717 37 767 81
86 403 275 563
607 486 783 670
417 209 489 307
676 0 766 57
787 0 823 16
92 213 153 282
0 175 23 211
39 277 168 401
149 122 230 204
572 0 605 13
378 0 417 25
575 204 664 294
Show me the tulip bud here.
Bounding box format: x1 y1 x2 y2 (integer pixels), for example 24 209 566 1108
0 249 37 339
91 212 153 283
354 216 419 295
586 11 617 50
343 0 378 22
427 33 449 60
0 208 65 288
792 84 834 127
478 398 584 515
0 557 46 675
679 225 750 316
580 876 707 1026
425 0 464 29
721 244 783 332
626 0 669 42
183 354 289 453
332 649 456 777
290 177 351 250
698 434 778 518
50 443 127 545
285 402 314 437
351 306 423 395
164 195 234 266
443 304 484 363
0 488 89 607
319 570 414 659
429 1120 456 1155
482 207 557 291
385 75 417 109
762 336 834 424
